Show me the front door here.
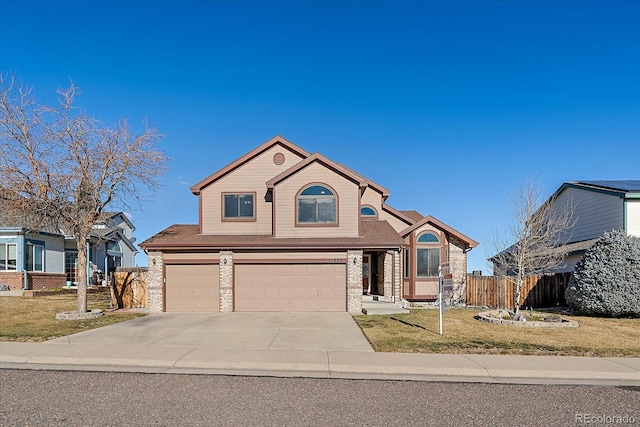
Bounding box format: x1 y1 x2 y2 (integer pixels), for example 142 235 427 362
362 254 371 295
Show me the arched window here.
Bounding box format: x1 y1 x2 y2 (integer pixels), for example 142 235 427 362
360 206 377 218
417 232 439 243
107 241 122 254
416 232 440 277
297 184 337 224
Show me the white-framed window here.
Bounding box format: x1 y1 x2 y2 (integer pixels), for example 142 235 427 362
223 193 255 220
0 243 17 271
65 251 78 283
25 243 44 272
107 241 122 253
297 184 337 224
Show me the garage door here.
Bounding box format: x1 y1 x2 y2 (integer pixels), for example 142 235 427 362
165 264 219 312
235 263 346 311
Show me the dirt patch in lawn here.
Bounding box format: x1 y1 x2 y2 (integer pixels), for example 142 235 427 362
353 308 640 357
0 292 146 342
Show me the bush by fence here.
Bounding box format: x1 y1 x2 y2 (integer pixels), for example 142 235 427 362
466 272 571 309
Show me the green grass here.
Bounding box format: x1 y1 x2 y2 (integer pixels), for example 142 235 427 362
0 292 146 342
353 309 640 357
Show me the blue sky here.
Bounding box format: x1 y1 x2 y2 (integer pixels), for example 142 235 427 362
1 0 639 272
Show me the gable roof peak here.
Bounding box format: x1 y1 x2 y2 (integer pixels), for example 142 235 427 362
266 152 368 189
190 135 311 195
401 215 479 249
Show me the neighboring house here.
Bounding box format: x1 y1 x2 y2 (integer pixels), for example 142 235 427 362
0 211 138 290
490 180 640 274
140 136 477 313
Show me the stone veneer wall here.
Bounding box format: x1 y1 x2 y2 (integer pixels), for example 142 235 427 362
219 251 233 312
382 251 393 302
448 236 468 304
393 249 402 302
347 250 363 313
146 251 164 313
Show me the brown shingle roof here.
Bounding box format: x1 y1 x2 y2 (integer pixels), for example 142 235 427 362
140 220 405 251
400 210 423 222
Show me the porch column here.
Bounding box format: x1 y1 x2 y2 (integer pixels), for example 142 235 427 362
146 251 164 313
382 250 394 302
219 251 233 312
347 250 363 314
394 249 402 302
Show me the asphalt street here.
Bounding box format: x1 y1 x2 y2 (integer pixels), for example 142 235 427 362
1 370 638 426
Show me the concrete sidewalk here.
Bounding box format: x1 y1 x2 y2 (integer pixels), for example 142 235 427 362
1 312 639 385
2 341 640 385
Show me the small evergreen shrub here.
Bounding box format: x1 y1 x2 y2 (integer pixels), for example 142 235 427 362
566 229 640 317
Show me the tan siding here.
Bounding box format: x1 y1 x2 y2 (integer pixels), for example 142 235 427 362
274 162 360 238
627 200 640 237
557 188 624 242
163 252 220 262
233 251 347 261
415 281 438 295
360 188 384 216
200 144 305 234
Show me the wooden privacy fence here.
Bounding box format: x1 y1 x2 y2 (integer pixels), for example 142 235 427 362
465 272 571 309
110 267 148 309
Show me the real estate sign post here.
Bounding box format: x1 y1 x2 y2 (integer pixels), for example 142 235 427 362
439 262 453 336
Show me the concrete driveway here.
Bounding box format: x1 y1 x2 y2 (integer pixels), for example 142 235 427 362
48 312 374 352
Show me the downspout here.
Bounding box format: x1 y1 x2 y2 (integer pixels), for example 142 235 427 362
22 269 28 291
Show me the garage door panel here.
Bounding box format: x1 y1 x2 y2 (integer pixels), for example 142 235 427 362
235 263 346 312
165 264 219 312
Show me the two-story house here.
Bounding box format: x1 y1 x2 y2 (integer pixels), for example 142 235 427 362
547 180 640 272
140 136 477 313
0 211 138 290
490 180 640 274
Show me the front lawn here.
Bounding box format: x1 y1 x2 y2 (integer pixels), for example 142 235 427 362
0 291 146 342
353 309 640 357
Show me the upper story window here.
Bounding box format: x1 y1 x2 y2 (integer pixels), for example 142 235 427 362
107 241 122 253
25 242 44 272
417 232 439 243
0 243 17 271
360 206 377 218
297 184 337 224
223 193 255 220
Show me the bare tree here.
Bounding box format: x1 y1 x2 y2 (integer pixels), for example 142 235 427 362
490 181 575 316
0 72 167 314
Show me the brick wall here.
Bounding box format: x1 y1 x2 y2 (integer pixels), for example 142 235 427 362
0 272 66 290
448 236 468 304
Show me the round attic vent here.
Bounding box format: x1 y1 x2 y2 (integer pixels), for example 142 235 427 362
273 152 285 165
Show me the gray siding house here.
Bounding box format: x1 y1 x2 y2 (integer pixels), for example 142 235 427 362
0 211 138 290
491 180 640 274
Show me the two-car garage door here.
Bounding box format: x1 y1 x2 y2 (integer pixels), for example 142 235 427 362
234 263 346 312
164 262 347 312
